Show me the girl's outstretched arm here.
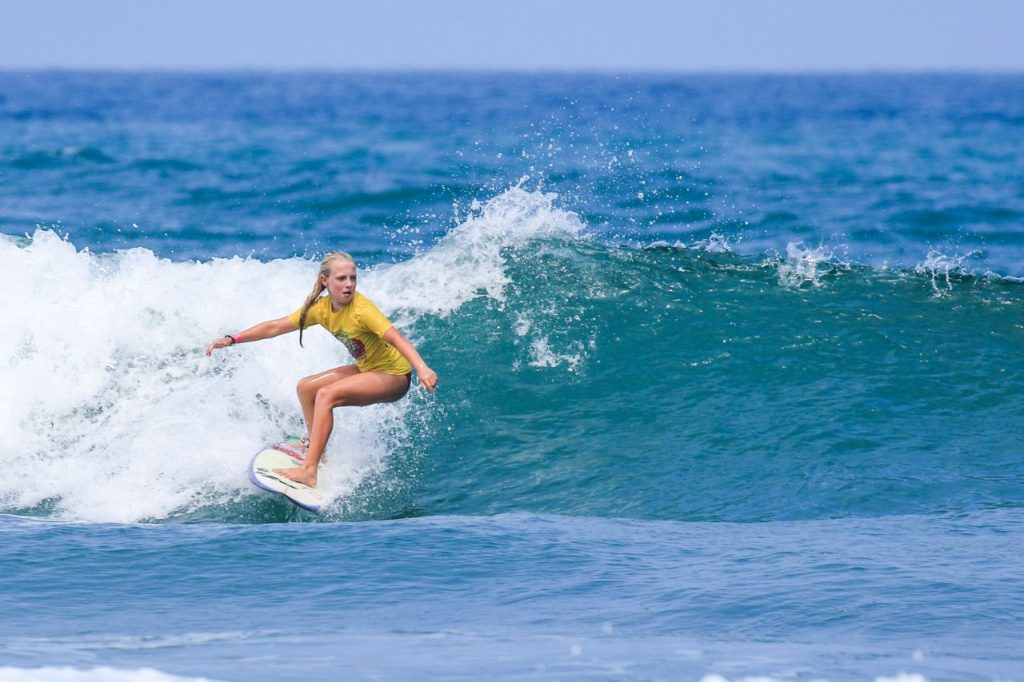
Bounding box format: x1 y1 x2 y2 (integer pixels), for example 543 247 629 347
383 327 438 393
205 316 299 356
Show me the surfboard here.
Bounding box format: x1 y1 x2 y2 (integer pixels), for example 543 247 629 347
247 438 326 513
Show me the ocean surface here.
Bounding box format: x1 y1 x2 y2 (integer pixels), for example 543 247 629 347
1 71 1022 681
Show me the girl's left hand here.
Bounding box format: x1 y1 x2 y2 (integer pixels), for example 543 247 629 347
418 366 438 393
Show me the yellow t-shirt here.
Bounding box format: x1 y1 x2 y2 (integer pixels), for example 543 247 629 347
289 292 411 375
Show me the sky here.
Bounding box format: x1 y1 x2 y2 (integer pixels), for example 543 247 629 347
1 0 1022 72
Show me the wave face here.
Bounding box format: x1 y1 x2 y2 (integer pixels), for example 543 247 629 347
2 187 1021 523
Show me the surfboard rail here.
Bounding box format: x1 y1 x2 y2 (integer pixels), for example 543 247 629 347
247 439 325 513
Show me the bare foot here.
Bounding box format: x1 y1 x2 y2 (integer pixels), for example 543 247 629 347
273 466 318 488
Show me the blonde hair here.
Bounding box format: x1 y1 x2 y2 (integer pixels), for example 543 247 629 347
298 251 356 347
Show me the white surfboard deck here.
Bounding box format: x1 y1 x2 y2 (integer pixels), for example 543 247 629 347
247 439 326 513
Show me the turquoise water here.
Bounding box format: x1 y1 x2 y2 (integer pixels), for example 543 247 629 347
1 72 1022 680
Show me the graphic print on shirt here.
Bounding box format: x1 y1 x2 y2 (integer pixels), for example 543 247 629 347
333 331 366 360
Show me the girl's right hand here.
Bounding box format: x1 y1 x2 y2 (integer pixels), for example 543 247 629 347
418 365 438 393
205 337 234 356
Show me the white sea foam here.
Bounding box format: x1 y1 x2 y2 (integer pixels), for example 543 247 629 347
527 337 584 371
0 187 585 522
914 249 978 293
689 232 734 254
990 273 1024 283
644 232 734 254
372 183 584 319
875 674 928 682
775 241 848 288
0 668 217 682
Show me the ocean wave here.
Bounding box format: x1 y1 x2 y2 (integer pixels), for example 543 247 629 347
0 186 582 523
10 146 115 169
2 187 1022 524
0 668 216 682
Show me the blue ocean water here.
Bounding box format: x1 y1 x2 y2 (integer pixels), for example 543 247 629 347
1 72 1023 680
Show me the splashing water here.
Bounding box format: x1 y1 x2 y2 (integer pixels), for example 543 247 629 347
0 186 586 522
775 241 849 288
914 249 980 294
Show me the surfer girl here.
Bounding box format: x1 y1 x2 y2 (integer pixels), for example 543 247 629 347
205 251 437 487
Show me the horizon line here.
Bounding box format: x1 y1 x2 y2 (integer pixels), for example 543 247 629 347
2 66 1023 77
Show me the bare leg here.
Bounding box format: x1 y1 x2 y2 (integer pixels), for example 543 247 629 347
296 365 362 436
275 371 410 487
